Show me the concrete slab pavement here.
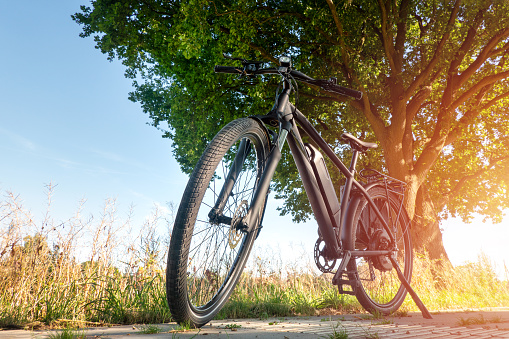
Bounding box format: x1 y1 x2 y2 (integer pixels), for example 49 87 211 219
2 308 509 338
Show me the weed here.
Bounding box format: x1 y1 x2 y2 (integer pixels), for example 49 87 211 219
174 322 193 331
47 327 86 339
326 323 348 339
373 311 385 320
358 314 373 320
491 316 502 323
360 326 380 339
138 324 163 334
224 323 242 330
392 308 409 317
457 314 502 326
171 329 200 339
371 319 393 325
259 312 270 320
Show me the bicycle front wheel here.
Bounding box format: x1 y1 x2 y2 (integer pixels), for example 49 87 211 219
344 186 412 315
166 118 270 327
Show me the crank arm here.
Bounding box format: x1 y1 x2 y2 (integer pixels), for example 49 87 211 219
332 250 352 285
348 250 392 257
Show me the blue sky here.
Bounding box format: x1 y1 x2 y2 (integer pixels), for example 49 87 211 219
1 1 507 276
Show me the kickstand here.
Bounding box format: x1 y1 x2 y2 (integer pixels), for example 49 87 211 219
389 256 433 319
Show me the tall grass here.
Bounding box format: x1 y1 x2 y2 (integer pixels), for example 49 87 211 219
405 252 509 312
0 186 172 328
1 187 508 328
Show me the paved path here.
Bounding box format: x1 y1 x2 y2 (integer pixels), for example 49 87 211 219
2 309 509 338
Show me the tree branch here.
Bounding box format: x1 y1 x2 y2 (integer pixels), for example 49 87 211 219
448 70 509 113
455 28 509 89
359 95 387 140
446 89 509 146
403 86 432 167
405 0 461 99
325 0 357 86
325 0 344 40
440 9 484 108
376 0 397 73
394 0 410 72
406 86 432 122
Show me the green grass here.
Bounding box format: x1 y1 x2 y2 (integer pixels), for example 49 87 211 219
47 327 87 339
327 323 349 339
224 323 242 330
138 324 164 334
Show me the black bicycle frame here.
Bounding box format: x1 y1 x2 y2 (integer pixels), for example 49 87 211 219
210 67 432 319
242 83 394 259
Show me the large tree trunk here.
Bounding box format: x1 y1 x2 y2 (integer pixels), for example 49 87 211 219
411 185 450 263
382 138 450 264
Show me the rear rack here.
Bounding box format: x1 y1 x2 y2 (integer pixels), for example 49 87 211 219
359 168 406 196
359 168 410 234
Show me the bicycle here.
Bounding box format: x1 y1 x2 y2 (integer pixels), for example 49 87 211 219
166 55 431 328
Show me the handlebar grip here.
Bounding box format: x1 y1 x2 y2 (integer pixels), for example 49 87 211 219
331 85 363 100
290 70 315 82
214 65 243 74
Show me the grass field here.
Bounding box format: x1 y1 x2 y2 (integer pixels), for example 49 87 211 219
1 188 508 329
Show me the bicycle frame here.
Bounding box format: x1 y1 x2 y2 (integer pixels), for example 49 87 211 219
207 62 432 319
242 83 395 259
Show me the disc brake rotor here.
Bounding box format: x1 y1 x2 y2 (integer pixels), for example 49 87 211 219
229 200 248 249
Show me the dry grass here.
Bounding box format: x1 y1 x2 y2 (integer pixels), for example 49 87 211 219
403 252 509 312
0 185 172 328
1 186 508 328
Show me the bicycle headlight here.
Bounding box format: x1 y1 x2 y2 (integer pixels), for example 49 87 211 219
279 56 292 68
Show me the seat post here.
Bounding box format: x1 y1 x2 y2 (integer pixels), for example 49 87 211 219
349 150 359 173
339 149 360 232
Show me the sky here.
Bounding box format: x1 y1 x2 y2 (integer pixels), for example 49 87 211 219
0 1 507 277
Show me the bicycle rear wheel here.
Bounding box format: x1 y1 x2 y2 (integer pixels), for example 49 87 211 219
166 118 270 327
344 186 412 315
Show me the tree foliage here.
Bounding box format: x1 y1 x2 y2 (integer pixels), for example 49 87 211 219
73 0 509 257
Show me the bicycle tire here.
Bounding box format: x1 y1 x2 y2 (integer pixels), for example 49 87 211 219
166 118 270 327
343 185 412 315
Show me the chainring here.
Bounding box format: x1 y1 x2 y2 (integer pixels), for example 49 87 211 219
314 237 337 273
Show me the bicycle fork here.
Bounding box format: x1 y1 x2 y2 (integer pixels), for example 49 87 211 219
242 134 284 233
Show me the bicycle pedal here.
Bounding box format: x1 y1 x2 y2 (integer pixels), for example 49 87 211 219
333 271 358 295
338 285 356 295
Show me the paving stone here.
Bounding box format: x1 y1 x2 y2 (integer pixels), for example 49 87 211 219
2 312 509 338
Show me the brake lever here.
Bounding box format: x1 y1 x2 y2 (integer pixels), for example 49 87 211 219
222 53 265 73
222 53 247 63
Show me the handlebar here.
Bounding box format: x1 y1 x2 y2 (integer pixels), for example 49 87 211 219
213 65 363 100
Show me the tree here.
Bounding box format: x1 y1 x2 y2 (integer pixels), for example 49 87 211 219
73 0 509 261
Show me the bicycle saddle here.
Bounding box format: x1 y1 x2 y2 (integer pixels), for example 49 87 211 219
341 133 378 152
